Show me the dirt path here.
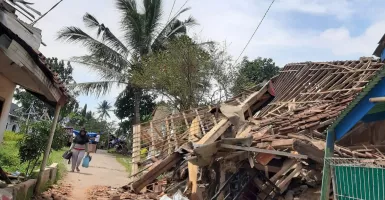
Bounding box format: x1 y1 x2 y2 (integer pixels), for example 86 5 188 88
64 150 129 199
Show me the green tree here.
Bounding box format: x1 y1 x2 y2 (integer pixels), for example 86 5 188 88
134 36 214 110
57 0 196 124
231 57 279 95
114 87 156 122
81 104 87 117
97 100 112 120
14 58 79 121
114 86 156 145
18 121 68 176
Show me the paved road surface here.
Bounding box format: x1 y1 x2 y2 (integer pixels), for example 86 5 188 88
64 150 129 199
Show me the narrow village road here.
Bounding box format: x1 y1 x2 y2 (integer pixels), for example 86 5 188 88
64 150 129 199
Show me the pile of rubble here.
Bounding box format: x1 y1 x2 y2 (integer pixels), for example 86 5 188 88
125 58 385 199
34 182 73 200
86 185 161 200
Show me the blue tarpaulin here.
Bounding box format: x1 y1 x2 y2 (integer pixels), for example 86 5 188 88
72 130 99 138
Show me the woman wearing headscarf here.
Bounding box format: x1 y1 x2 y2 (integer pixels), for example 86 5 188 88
69 127 90 172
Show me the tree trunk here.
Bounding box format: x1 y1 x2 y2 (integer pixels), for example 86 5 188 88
133 88 142 125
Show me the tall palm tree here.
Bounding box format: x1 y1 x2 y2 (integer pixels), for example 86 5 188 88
97 100 112 120
57 0 196 124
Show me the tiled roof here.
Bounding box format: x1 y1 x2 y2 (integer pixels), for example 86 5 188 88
0 9 70 105
34 50 70 98
252 57 384 137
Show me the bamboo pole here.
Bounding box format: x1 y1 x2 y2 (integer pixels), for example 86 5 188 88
150 122 155 158
170 117 178 149
166 118 172 155
194 109 206 136
369 97 385 102
131 124 141 182
34 104 61 195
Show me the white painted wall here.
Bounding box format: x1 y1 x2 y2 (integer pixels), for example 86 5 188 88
0 74 16 142
5 116 20 133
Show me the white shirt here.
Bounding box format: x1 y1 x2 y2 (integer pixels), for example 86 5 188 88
95 135 100 142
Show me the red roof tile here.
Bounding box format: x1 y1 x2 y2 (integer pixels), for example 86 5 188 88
252 58 384 137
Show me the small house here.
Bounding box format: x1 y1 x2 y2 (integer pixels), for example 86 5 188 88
0 1 69 142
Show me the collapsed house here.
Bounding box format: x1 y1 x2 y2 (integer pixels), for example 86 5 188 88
126 56 385 200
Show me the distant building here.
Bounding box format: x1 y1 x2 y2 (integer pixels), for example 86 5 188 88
5 103 20 133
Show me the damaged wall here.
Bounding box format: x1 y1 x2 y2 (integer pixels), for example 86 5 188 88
337 120 385 147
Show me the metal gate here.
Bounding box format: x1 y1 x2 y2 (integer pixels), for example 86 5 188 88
326 158 385 200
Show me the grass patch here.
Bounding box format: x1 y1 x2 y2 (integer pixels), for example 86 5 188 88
48 148 67 183
108 149 132 174
0 131 67 181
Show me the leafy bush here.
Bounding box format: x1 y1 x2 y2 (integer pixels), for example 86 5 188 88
0 132 23 172
3 131 23 141
0 141 22 173
18 121 69 176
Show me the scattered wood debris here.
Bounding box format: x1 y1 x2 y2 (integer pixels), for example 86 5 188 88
125 58 385 199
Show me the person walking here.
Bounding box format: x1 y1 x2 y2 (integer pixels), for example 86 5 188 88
69 127 90 172
94 132 100 153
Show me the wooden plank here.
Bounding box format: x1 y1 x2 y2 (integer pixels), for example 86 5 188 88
132 152 182 193
170 117 178 149
248 155 255 168
150 122 155 158
189 117 201 142
271 139 294 148
320 130 335 200
196 118 230 145
208 105 218 125
166 119 172 155
218 163 226 200
270 159 297 182
220 144 308 159
240 82 269 114
152 126 165 139
182 112 190 126
188 162 199 200
189 117 231 199
293 140 324 163
254 163 281 173
277 164 302 193
194 109 206 135
300 87 363 95
236 125 252 138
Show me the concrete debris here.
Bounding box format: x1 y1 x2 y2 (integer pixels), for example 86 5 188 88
34 182 72 200
86 185 161 200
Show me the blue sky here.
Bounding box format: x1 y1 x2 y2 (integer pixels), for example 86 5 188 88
25 0 385 122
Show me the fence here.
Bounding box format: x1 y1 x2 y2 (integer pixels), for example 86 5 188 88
130 105 225 183
326 158 385 200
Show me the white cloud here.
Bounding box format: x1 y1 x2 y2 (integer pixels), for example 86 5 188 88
273 0 356 20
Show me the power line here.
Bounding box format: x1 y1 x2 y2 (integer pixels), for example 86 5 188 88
233 0 276 65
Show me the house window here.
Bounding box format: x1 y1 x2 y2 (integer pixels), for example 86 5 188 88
12 124 17 132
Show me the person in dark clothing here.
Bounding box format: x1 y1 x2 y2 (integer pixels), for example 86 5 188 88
69 127 90 172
